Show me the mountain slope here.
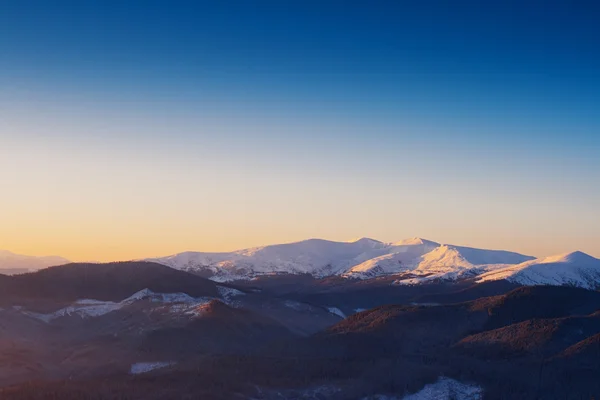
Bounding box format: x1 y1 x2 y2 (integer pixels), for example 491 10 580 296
342 241 438 279
315 286 600 358
391 245 534 284
477 251 600 289
456 314 600 358
0 250 69 275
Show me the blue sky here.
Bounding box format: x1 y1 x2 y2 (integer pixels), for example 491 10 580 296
1 1 599 260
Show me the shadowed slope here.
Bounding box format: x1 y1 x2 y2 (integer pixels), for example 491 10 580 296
0 262 221 306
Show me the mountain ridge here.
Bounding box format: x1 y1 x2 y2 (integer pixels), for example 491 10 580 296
3 239 598 290
148 238 538 283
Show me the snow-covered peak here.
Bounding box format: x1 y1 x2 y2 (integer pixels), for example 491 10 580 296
391 237 439 247
439 244 534 266
392 244 535 285
343 253 415 279
343 240 439 279
414 245 474 271
348 237 384 246
542 251 598 265
477 251 600 289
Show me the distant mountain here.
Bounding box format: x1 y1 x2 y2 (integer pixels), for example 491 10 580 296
8 238 596 291
342 239 439 279
477 251 600 289
147 237 391 281
391 244 535 284
148 237 536 283
0 250 69 274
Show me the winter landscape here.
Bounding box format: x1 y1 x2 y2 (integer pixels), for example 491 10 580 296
0 237 600 398
2 1 600 399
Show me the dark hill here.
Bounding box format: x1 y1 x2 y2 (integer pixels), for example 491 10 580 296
470 285 600 330
412 280 520 304
139 300 295 356
311 303 488 358
311 286 600 359
557 332 600 366
0 262 220 306
456 314 600 358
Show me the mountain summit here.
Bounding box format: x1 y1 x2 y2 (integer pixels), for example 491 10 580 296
478 251 600 289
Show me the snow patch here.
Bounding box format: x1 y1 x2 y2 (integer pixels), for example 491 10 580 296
130 361 175 374
402 377 483 400
183 302 214 318
217 285 245 300
216 286 245 308
326 307 346 318
363 377 482 399
251 384 341 399
284 300 313 312
24 289 216 322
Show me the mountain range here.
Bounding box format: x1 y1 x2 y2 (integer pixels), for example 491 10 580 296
0 242 599 399
4 238 599 292
147 237 600 290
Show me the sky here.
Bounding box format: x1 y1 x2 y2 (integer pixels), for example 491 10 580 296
1 1 599 261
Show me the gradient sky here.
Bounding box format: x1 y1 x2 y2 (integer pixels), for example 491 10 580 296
1 1 599 261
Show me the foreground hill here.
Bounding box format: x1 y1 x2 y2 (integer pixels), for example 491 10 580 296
2 285 599 399
309 286 600 359
0 261 221 306
0 262 335 389
0 261 342 332
457 313 600 358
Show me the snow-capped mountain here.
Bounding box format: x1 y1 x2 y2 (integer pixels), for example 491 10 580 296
392 244 537 285
0 250 70 274
148 238 535 283
345 243 537 283
148 238 600 289
147 238 391 281
342 239 440 278
477 251 600 289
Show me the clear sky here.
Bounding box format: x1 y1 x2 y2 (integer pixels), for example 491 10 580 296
1 1 599 261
